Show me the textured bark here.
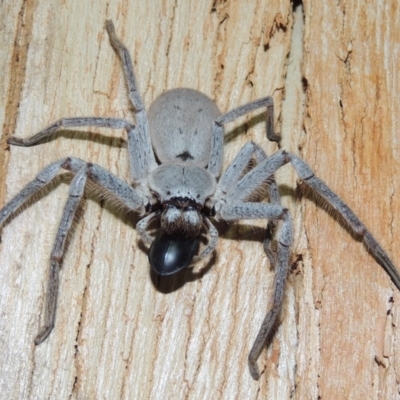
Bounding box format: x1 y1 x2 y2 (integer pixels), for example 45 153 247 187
0 1 399 399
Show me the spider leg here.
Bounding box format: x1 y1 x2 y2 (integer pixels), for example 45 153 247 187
248 212 291 380
7 115 152 182
288 152 400 289
207 96 279 177
230 149 400 289
34 166 87 344
222 149 400 379
7 117 134 147
252 146 281 267
218 142 267 193
106 20 156 177
136 212 159 244
0 157 146 343
218 96 279 142
1 160 62 226
106 20 144 113
10 20 158 179
0 157 144 227
208 97 282 265
218 202 293 380
216 141 281 266
194 218 219 260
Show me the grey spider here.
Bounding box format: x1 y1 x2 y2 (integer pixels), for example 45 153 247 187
1 20 399 380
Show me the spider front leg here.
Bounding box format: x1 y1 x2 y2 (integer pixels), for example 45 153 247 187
106 20 157 177
0 157 145 343
210 96 282 265
222 149 400 379
229 150 400 289
216 140 282 266
218 202 293 380
35 166 88 343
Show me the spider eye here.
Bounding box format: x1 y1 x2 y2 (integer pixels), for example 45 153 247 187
149 231 200 275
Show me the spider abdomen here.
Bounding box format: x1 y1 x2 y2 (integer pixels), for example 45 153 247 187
148 88 221 167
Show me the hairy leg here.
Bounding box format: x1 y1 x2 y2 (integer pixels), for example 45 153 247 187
218 202 293 379
208 96 279 177
229 149 400 289
7 117 133 147
106 20 156 178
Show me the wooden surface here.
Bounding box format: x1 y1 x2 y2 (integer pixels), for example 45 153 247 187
0 1 399 399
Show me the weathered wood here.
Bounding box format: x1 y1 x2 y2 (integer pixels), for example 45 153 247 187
0 1 398 398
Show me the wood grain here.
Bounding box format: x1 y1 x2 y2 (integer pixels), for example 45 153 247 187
0 1 399 398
